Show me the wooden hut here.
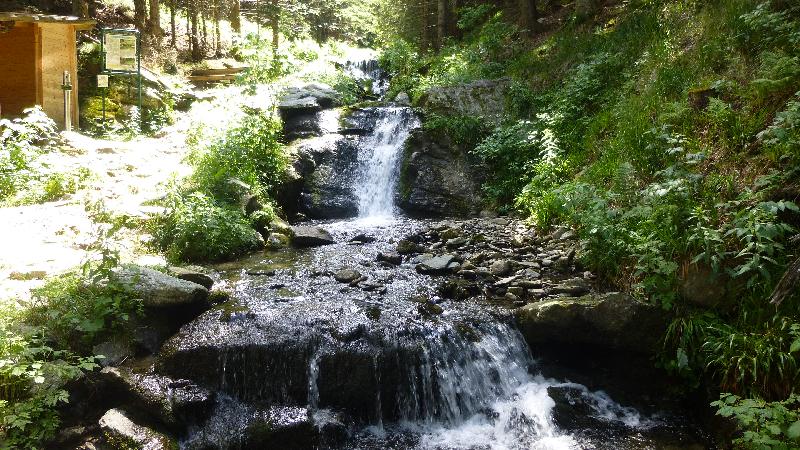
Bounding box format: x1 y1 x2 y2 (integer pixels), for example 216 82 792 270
0 12 95 129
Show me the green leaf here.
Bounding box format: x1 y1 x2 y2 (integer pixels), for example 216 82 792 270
790 339 800 354
788 420 800 440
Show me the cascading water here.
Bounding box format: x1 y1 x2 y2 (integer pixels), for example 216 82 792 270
355 108 419 218
174 50 707 450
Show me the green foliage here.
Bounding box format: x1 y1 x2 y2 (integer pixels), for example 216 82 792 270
423 113 490 149
713 393 800 449
150 191 265 263
0 108 60 203
704 317 800 400
0 309 99 449
188 111 286 202
474 117 566 207
24 202 142 351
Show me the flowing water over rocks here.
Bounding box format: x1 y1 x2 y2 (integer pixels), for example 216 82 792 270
157 217 709 449
86 55 711 450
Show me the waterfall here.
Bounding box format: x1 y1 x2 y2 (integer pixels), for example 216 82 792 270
355 108 419 219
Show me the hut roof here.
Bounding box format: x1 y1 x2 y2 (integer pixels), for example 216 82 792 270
0 12 96 30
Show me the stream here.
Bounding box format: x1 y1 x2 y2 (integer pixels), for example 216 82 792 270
161 57 711 449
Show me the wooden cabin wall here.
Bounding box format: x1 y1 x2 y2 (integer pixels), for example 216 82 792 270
0 22 39 119
39 22 79 128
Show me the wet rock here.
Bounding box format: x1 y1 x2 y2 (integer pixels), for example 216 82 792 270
446 237 468 248
291 226 335 247
182 398 319 450
279 82 339 112
266 232 291 250
101 367 214 430
418 301 444 316
93 338 134 368
334 269 362 284
295 136 361 219
489 260 512 277
114 266 209 309
168 266 214 290
416 254 459 275
99 408 177 450
377 252 402 265
551 278 591 296
515 293 667 354
418 79 511 124
438 279 480 300
396 239 425 255
243 406 318 449
394 92 411 106
398 129 483 217
349 233 376 244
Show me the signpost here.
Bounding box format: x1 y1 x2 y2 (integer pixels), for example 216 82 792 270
99 28 141 127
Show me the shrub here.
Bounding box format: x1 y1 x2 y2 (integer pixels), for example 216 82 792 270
713 393 800 449
188 111 286 202
150 191 264 263
0 312 99 449
0 107 59 202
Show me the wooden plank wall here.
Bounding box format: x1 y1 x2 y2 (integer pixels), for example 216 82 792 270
39 22 79 128
0 22 38 119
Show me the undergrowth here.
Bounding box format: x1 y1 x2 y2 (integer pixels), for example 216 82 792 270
381 0 800 445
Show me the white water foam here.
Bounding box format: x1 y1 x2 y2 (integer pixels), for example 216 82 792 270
355 108 419 218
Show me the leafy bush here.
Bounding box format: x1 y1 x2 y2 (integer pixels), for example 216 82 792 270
188 111 286 202
150 191 264 263
0 108 60 202
0 312 99 449
474 117 565 207
713 393 800 449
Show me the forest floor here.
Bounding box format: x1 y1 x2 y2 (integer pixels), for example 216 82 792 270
0 116 195 302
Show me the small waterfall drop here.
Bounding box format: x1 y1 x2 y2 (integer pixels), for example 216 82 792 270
355 108 419 218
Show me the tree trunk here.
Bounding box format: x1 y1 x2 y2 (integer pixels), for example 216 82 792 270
170 0 176 48
191 1 202 61
72 0 89 18
421 0 430 51
214 0 222 56
436 0 448 49
450 0 461 39
519 0 538 36
230 0 241 33
575 0 600 21
133 0 147 30
149 0 162 36
270 0 279 55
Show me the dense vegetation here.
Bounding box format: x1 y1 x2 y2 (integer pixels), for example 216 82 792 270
2 0 800 447
380 0 800 445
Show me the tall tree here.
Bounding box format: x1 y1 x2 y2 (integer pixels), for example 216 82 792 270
519 0 538 36
134 0 147 30
169 0 177 47
270 0 280 53
149 0 163 36
436 0 449 49
72 0 88 18
230 0 241 33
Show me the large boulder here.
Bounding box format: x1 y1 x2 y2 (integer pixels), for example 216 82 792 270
278 83 341 143
181 398 322 450
515 293 666 354
100 367 214 430
285 135 361 219
291 226 335 247
113 266 209 309
278 82 340 113
399 129 483 216
417 79 511 124
99 408 177 450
